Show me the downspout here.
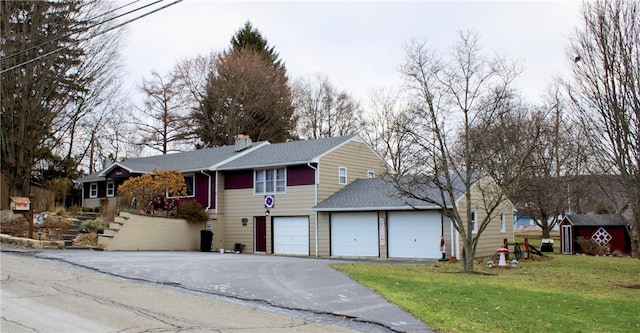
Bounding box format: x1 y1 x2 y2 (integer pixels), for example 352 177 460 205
308 162 318 257
215 171 219 214
200 170 212 210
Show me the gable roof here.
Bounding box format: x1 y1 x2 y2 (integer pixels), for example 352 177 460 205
76 142 268 183
75 135 366 183
563 213 628 227
313 176 465 211
216 135 360 170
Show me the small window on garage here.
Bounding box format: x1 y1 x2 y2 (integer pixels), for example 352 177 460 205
106 181 115 197
89 183 98 198
471 210 477 233
368 170 375 179
500 213 506 233
338 167 347 185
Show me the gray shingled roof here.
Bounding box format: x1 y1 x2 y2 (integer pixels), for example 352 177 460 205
75 136 360 183
313 175 470 211
76 143 266 183
217 135 358 170
564 214 628 227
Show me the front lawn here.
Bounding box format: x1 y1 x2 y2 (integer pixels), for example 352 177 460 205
333 255 640 333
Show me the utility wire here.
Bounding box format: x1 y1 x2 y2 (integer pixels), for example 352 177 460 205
0 0 183 74
0 0 143 56
2 0 163 62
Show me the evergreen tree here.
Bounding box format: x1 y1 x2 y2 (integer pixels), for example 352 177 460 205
229 21 283 70
194 22 295 147
1 0 86 196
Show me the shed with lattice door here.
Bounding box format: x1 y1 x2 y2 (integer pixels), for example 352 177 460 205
559 214 631 255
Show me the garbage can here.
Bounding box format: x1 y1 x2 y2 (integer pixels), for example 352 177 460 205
200 230 213 252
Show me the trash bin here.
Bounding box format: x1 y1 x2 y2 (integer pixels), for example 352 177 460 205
200 230 213 252
234 243 243 253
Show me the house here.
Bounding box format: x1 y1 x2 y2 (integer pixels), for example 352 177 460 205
312 174 515 259
559 213 631 255
76 135 387 254
76 135 514 259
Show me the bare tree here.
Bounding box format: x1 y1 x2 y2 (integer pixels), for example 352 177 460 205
134 70 193 154
398 31 522 271
567 0 640 257
292 73 363 139
362 87 419 176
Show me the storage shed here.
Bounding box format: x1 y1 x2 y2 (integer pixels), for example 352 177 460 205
559 214 631 255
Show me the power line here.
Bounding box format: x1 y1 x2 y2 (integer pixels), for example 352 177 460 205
1 0 164 62
0 0 183 74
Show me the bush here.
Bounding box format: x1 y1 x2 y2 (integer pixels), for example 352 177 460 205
177 200 208 224
73 232 99 247
78 220 109 234
576 236 607 256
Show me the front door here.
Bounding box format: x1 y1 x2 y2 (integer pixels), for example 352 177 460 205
255 216 267 252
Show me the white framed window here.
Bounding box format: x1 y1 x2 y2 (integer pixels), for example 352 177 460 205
471 210 477 233
89 183 98 198
255 168 286 194
338 167 347 185
500 213 506 233
106 181 115 197
367 170 375 179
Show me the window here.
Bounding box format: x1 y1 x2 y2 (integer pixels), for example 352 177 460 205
471 210 477 233
106 181 115 197
168 175 195 198
184 175 195 197
89 183 98 198
368 170 375 179
500 213 506 233
338 167 347 185
255 168 286 194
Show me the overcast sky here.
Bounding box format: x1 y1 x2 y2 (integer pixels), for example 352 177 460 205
121 0 583 106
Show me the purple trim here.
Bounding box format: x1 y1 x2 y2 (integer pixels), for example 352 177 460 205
287 165 315 186
225 170 253 189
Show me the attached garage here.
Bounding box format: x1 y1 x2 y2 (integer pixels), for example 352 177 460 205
273 216 309 255
331 212 379 257
388 211 442 259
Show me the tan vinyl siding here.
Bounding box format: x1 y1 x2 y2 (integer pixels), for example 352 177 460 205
316 212 331 256
449 176 515 259
220 185 316 254
317 141 386 202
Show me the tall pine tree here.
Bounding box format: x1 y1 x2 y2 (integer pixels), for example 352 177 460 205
194 22 295 147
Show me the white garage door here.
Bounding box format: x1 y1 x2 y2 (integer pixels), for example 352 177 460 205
331 212 379 257
273 216 309 255
388 211 441 259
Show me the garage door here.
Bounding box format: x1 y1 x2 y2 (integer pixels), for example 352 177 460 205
331 212 379 257
388 211 441 259
273 216 309 255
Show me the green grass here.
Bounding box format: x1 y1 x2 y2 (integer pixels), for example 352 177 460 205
333 255 640 333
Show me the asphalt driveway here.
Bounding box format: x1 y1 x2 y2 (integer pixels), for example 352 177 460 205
27 250 433 333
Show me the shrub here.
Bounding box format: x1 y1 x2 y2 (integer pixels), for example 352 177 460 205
78 220 109 234
73 232 99 247
177 200 208 224
576 236 607 256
